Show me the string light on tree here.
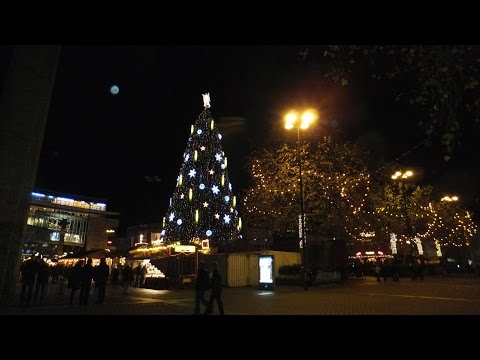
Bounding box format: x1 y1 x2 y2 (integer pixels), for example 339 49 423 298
435 239 442 257
390 233 398 254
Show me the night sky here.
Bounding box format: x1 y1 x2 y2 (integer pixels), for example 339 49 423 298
12 45 477 234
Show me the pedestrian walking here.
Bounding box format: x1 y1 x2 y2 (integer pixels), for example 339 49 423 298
68 260 84 305
205 262 224 315
94 258 110 304
122 264 133 294
193 261 210 315
33 259 50 305
19 256 40 307
79 258 94 305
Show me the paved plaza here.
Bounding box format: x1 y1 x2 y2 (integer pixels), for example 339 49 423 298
1 275 480 315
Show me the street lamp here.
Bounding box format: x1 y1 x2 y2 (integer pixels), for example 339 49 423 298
391 170 414 263
145 175 162 245
441 195 459 202
284 109 317 290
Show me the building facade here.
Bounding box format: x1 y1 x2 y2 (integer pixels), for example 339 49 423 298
125 222 163 249
24 190 119 258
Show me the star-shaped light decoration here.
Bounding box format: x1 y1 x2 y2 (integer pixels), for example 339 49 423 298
188 169 196 178
180 193 184 199
211 185 219 195
184 154 190 162
202 93 211 108
209 169 214 175
203 202 209 208
215 153 222 162
169 212 175 222
214 213 220 219
223 214 231 224
230 207 234 213
200 146 206 151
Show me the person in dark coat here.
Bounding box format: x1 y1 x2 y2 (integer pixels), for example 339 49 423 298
79 258 94 305
33 259 50 305
68 260 84 305
111 266 119 288
94 258 110 304
19 256 40 307
134 264 142 287
193 261 210 315
121 264 133 294
204 262 224 315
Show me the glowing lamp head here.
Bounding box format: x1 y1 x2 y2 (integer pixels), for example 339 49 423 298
284 111 297 129
284 109 317 129
392 171 402 180
300 109 317 129
402 170 413 179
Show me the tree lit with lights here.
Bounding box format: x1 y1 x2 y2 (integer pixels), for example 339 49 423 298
243 137 372 245
161 94 241 247
244 139 479 258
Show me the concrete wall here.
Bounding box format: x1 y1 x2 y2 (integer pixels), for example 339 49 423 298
261 250 301 277
86 216 119 251
0 46 60 298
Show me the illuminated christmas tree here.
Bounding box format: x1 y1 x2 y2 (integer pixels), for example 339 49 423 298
161 94 242 247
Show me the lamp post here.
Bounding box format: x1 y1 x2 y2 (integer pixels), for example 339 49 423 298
145 175 162 245
285 109 317 290
391 170 414 263
83 201 92 251
439 195 468 267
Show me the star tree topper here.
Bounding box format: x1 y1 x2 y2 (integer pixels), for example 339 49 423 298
202 93 211 108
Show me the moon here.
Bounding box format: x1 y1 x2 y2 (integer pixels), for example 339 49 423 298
110 85 119 95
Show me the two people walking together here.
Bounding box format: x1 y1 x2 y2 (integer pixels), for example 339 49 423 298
193 261 224 315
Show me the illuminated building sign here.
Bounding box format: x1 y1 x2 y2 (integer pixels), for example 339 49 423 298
173 245 196 253
31 192 106 211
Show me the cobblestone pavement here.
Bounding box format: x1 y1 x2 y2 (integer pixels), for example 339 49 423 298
1 275 479 315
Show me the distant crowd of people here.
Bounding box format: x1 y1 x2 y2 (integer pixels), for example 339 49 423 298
18 257 149 307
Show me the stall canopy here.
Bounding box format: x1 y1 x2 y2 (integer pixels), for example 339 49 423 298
60 249 109 260
107 247 136 259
